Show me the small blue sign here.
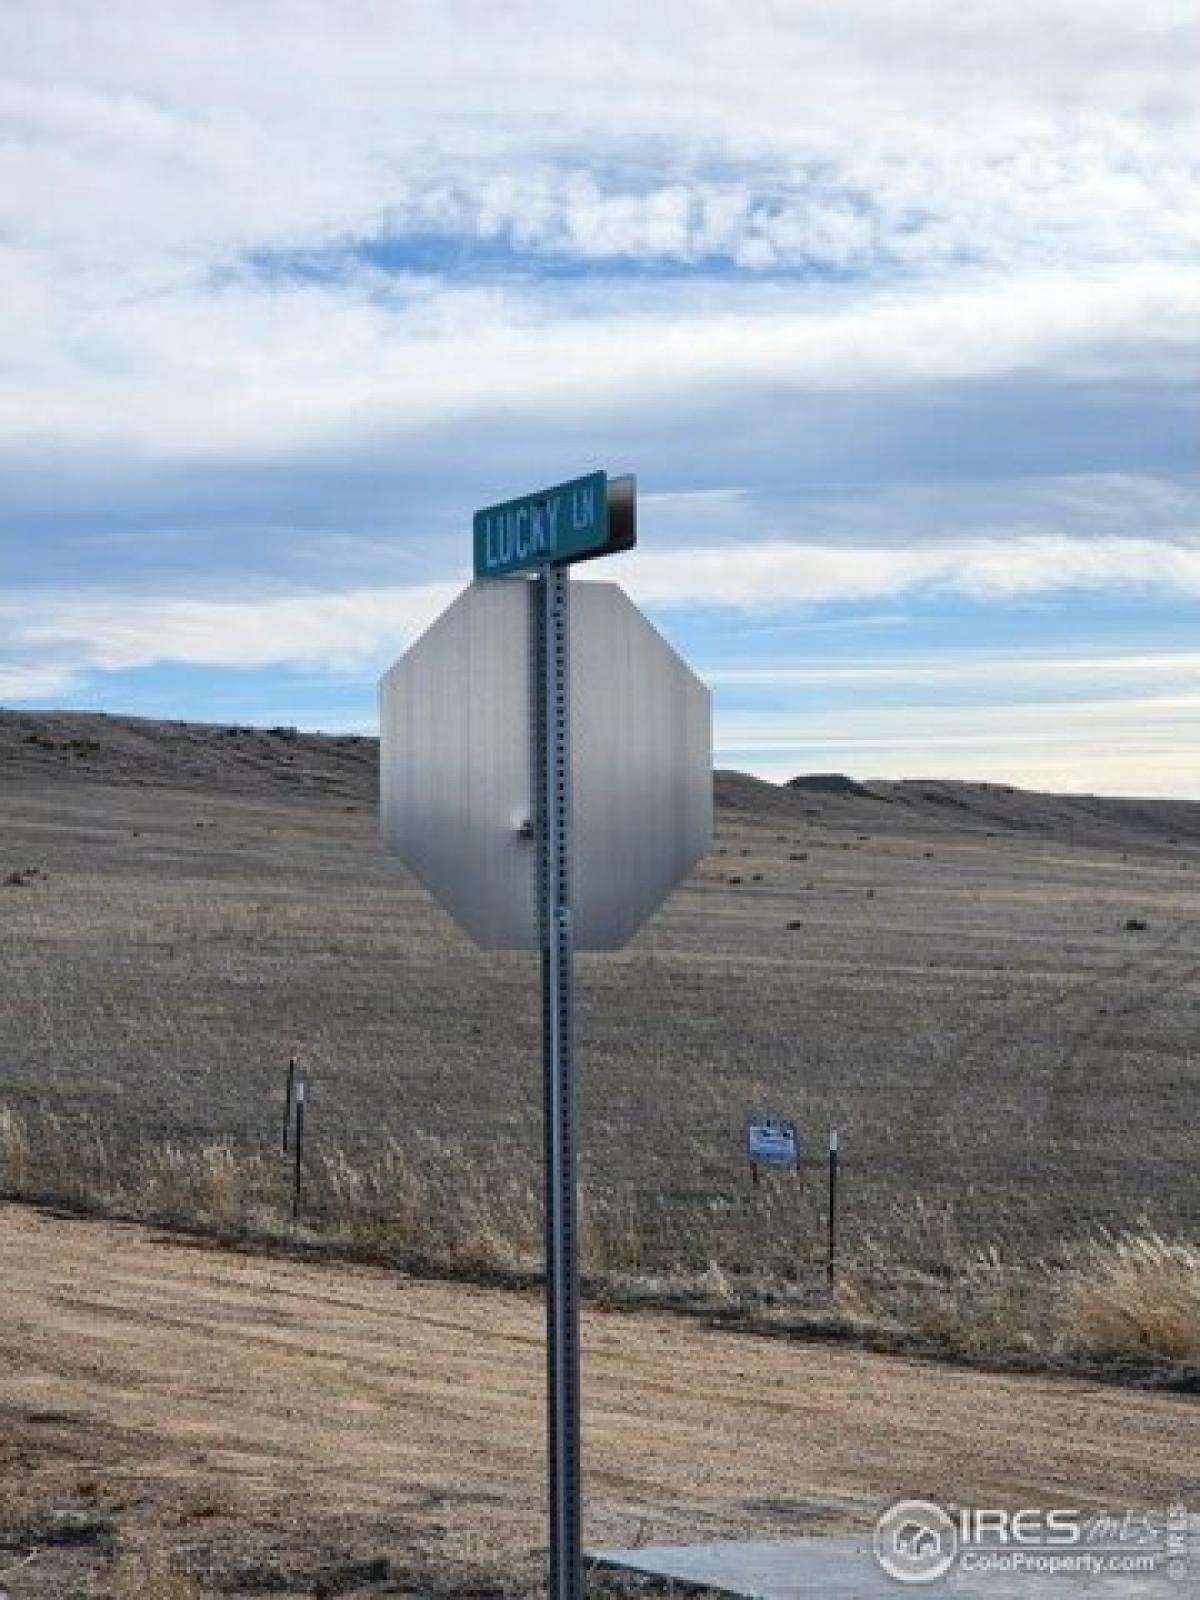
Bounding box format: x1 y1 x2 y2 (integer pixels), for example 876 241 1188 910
747 1117 799 1169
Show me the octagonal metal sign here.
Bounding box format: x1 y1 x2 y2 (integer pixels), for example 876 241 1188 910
379 579 711 950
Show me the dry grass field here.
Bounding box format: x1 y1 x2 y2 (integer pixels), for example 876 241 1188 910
1 709 1198 1378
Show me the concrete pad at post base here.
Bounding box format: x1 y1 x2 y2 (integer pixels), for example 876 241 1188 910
589 1537 1190 1598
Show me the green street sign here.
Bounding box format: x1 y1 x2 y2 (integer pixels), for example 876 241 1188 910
474 471 636 579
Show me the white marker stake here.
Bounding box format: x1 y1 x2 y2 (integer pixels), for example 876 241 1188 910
292 1080 306 1225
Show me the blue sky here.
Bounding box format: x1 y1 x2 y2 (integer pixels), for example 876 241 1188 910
1 2 1198 794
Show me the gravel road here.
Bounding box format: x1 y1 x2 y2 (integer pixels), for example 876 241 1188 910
0 1205 1194 1595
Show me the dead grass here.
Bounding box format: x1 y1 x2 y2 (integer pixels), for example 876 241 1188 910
1063 1231 1200 1361
1 786 1198 1419
2 1101 1195 1382
836 1228 1200 1374
0 1102 542 1277
107 1549 203 1599
0 1475 33 1551
0 1105 31 1190
316 1135 542 1272
2 733 1198 1394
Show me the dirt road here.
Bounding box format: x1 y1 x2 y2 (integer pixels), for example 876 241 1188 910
0 1205 1194 1595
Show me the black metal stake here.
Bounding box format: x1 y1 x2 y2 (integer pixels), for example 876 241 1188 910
282 1056 296 1154
827 1127 839 1291
292 1080 306 1225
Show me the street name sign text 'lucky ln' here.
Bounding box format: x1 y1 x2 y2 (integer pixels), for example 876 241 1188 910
474 470 637 578
381 471 711 1600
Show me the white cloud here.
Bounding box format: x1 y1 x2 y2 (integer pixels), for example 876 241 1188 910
613 533 1200 611
717 692 1200 749
707 645 1200 796
705 639 1200 797
652 474 1200 551
707 647 1200 800
715 695 1200 798
0 266 1195 459
4 533 1200 689
5 561 1198 799
0 2 1195 462
704 650 1200 696
0 664 79 701
2 2 1198 801
1 581 459 683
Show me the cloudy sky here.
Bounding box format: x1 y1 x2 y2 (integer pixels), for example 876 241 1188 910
2 2 1198 793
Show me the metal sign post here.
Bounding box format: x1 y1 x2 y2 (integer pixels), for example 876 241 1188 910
379 469 712 1600
536 564 583 1600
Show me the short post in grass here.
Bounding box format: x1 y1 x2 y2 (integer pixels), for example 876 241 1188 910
827 1126 840 1291
282 1056 296 1154
291 1079 306 1225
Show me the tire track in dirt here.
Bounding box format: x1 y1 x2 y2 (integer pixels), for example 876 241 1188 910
0 1201 1195 1587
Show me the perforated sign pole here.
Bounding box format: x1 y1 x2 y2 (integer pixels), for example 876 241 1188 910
380 472 711 1600
536 563 583 1600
